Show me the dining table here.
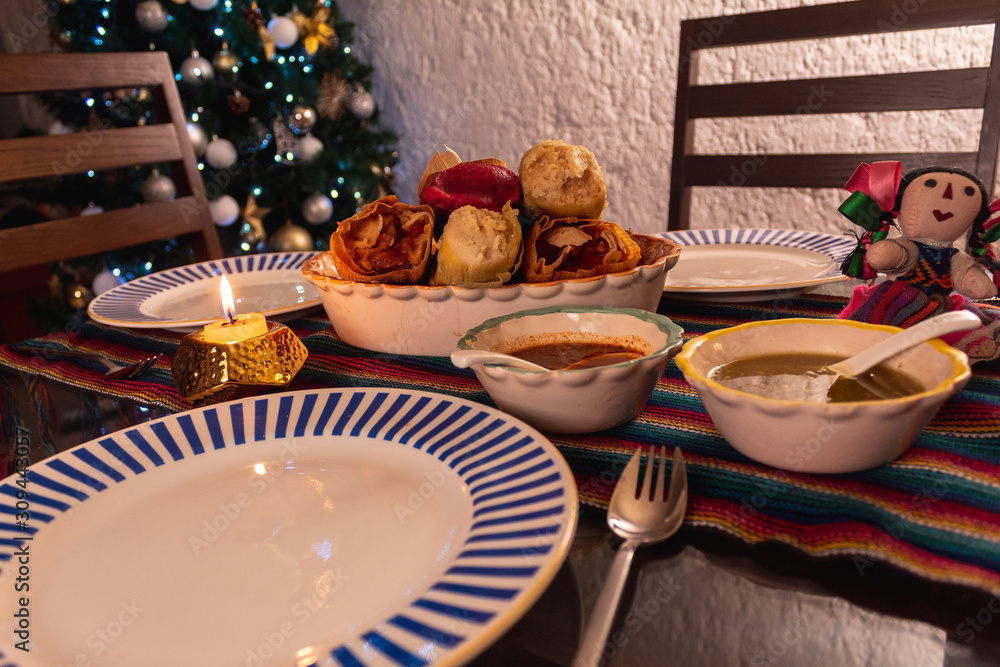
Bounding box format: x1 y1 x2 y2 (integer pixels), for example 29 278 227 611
1 283 999 667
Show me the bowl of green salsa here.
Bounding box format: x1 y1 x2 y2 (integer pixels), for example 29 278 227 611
675 318 971 473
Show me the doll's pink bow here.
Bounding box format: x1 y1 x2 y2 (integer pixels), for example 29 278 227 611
844 161 902 214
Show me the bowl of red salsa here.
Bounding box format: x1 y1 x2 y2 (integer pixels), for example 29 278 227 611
453 306 684 433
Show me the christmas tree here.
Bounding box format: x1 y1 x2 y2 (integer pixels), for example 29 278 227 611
28 0 397 319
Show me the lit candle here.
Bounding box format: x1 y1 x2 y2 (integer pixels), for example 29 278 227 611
201 275 268 344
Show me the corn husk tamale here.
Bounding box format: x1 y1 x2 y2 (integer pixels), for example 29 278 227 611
524 217 641 282
329 195 435 284
429 203 522 287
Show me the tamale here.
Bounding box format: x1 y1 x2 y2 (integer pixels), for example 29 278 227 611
524 217 641 282
430 203 523 287
329 195 435 284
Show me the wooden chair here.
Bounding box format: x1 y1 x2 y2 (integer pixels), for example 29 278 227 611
667 0 1000 230
0 51 222 268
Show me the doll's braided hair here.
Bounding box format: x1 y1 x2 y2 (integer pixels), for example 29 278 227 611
895 166 1000 283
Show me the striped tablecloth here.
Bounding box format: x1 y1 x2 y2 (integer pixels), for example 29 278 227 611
2 293 1000 598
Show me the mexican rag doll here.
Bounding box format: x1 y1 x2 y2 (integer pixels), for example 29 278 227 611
838 161 1000 363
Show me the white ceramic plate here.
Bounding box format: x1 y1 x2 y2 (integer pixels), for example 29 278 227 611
656 229 855 302
0 388 578 667
87 252 321 330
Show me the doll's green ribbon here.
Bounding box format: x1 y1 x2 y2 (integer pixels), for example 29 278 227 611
838 191 886 232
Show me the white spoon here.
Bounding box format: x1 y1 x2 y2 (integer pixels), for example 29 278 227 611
819 309 981 380
722 310 981 402
450 349 548 372
451 349 645 372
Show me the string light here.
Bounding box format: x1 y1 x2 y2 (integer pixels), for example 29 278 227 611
330 190 338 198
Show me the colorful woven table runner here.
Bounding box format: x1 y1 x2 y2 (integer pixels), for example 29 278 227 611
2 294 1000 598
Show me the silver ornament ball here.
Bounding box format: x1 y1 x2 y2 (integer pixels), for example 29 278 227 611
142 171 177 203
180 53 214 84
135 0 169 32
302 193 333 225
348 87 375 120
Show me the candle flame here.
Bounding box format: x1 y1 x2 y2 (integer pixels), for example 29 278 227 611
219 275 236 323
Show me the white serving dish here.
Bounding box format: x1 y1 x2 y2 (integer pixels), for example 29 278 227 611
455 306 685 433
675 318 972 473
302 234 680 356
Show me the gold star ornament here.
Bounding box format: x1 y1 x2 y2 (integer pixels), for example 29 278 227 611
242 193 271 243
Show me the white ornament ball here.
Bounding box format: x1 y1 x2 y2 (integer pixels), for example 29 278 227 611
209 194 240 227
188 0 217 9
298 134 323 162
180 54 214 84
302 193 333 225
205 137 237 169
186 122 208 155
49 120 73 135
93 269 125 296
267 16 298 49
135 0 169 32
142 172 177 202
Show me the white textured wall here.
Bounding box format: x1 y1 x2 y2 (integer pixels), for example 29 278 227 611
338 0 994 235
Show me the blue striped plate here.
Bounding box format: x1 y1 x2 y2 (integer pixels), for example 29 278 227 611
87 252 321 330
0 388 578 667
656 228 855 301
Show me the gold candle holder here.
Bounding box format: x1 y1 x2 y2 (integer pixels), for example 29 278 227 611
172 320 308 402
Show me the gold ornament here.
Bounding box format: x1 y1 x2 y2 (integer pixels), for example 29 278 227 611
213 42 239 79
270 222 313 252
66 280 93 309
317 72 348 120
290 4 337 55
242 194 271 242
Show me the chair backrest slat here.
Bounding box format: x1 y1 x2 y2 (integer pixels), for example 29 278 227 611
688 70 990 118
0 125 183 183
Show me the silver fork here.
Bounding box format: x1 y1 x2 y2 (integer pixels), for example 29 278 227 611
15 345 162 380
571 446 688 667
